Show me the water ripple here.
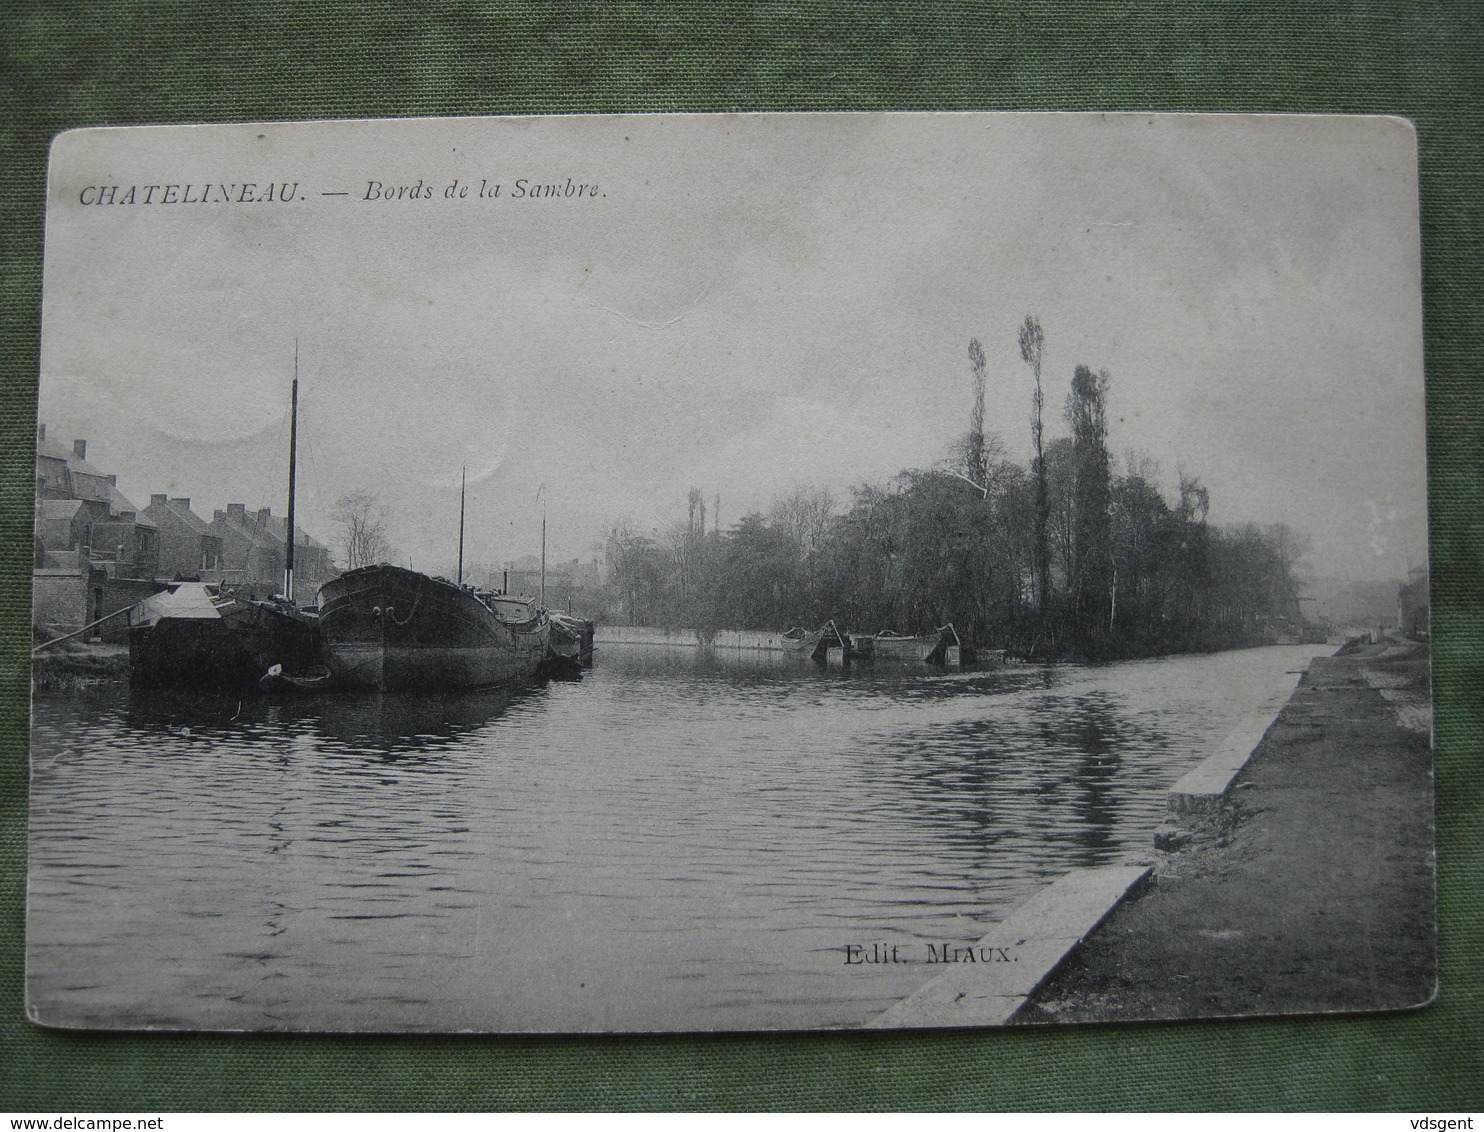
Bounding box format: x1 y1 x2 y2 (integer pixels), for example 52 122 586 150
27 644 1326 1031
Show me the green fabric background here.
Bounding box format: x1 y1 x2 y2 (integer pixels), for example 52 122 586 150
1 0 1479 1112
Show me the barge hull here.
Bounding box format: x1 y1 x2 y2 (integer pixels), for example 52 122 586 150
129 586 319 691
318 564 548 693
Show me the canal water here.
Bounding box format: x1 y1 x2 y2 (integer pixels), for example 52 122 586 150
27 643 1326 1032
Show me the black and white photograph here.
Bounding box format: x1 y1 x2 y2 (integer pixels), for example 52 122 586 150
26 113 1433 1033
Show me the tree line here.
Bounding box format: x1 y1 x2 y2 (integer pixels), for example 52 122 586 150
596 317 1308 658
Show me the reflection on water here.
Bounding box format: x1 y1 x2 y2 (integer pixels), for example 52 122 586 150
27 644 1326 1031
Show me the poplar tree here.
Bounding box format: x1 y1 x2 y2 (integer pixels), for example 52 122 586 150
1018 316 1049 630
1066 365 1112 641
967 338 988 488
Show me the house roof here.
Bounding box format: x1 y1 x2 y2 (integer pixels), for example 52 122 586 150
38 498 85 521
211 509 327 554
36 437 77 463
213 509 282 548
35 500 85 550
36 436 111 482
265 514 329 552
146 498 217 538
108 485 156 528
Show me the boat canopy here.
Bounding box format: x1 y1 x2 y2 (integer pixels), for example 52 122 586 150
130 583 226 627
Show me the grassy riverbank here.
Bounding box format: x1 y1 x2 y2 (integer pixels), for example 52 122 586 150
1016 638 1435 1023
30 641 131 695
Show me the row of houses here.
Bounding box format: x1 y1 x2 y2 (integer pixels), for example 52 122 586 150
33 424 337 641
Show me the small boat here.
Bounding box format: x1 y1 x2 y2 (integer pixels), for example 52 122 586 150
851 624 969 666
547 612 595 672
781 620 849 663
129 583 320 689
528 492 595 675
260 662 332 692
851 628 939 663
317 563 550 692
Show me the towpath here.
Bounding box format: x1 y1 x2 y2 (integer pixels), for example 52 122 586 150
1015 639 1435 1024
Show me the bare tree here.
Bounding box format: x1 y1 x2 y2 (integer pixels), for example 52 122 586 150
769 485 837 560
1263 522 1311 619
1177 471 1210 525
1123 448 1162 488
331 491 395 570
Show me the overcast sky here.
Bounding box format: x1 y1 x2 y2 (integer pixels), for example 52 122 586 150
39 113 1427 582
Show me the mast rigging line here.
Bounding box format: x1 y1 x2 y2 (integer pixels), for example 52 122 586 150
284 340 300 603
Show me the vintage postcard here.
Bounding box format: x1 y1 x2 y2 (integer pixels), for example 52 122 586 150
27 113 1433 1032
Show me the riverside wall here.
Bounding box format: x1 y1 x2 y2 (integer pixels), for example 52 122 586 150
593 625 795 651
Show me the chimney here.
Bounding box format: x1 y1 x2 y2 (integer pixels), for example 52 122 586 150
227 503 247 523
151 494 167 508
171 497 190 511
108 474 117 485
73 439 87 460
37 423 45 442
257 506 272 529
214 509 226 523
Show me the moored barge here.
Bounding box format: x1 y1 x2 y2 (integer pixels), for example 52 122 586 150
318 563 550 692
129 582 320 689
